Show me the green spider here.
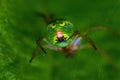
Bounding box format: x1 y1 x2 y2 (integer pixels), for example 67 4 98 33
29 13 119 65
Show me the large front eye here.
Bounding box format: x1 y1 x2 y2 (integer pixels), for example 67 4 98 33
59 22 65 26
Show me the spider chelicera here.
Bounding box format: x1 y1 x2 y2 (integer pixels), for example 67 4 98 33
29 12 120 67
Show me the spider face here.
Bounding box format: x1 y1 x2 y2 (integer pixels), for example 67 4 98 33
46 19 74 47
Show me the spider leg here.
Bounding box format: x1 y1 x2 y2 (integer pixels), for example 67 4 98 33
29 37 46 63
67 31 79 40
65 31 96 58
29 37 62 63
81 26 120 37
68 31 97 50
29 48 40 63
29 37 59 63
36 12 54 24
80 35 97 50
36 37 47 54
81 44 117 70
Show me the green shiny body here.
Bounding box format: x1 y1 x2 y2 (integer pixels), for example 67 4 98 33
46 19 73 47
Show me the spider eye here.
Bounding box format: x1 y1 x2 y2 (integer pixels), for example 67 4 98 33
60 22 65 26
50 23 56 28
65 21 71 25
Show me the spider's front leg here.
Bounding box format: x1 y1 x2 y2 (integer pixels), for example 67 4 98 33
81 26 120 38
37 37 47 54
82 43 117 70
29 37 46 63
65 31 97 57
69 31 116 69
29 37 59 63
68 31 97 50
81 26 120 69
36 12 54 24
80 35 97 50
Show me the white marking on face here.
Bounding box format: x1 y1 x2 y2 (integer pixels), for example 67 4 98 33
56 30 63 37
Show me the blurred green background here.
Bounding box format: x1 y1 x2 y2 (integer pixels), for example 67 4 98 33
0 0 120 80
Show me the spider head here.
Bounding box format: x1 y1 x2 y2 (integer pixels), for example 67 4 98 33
46 19 74 47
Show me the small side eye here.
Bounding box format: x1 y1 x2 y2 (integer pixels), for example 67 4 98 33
60 22 65 26
65 21 71 25
51 24 56 28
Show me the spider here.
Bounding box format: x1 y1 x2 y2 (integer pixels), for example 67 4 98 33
29 12 120 66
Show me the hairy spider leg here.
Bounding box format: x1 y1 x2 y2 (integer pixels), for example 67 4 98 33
80 26 120 69
39 13 54 24
80 35 97 50
68 31 97 50
82 26 120 38
37 12 54 24
29 37 47 63
64 32 97 57
29 37 62 63
29 48 40 63
81 43 117 71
